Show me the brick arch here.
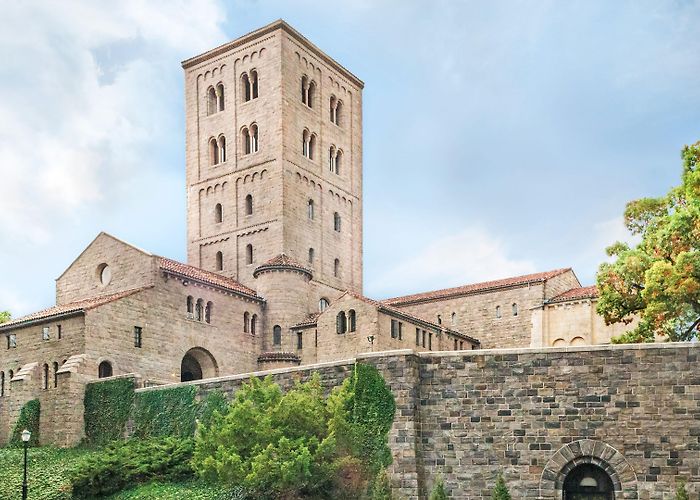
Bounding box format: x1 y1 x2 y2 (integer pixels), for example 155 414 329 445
539 439 637 499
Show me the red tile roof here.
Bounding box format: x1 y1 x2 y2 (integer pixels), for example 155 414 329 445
257 351 301 363
0 287 148 330
383 269 573 306
548 286 598 303
291 313 321 329
253 253 312 278
159 257 258 298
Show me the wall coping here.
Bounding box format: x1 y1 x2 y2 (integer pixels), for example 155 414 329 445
133 343 697 393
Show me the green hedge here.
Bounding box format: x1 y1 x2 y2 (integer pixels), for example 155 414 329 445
84 377 135 446
9 399 40 447
132 387 227 439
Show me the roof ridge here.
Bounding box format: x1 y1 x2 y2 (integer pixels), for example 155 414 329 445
548 285 599 303
158 256 258 297
384 268 572 306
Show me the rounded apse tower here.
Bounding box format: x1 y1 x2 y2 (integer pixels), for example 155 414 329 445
253 254 313 369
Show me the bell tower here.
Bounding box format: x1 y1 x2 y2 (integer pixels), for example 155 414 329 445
182 20 363 293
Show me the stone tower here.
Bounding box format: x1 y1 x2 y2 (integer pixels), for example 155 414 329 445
182 20 364 294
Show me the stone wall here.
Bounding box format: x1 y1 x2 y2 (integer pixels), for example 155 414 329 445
132 343 700 499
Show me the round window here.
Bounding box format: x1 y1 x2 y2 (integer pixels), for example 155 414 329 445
98 264 112 286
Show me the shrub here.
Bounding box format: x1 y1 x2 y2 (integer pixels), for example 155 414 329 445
370 468 393 500
84 377 135 446
429 475 448 500
676 480 689 500
9 399 40 447
492 473 511 500
70 437 195 497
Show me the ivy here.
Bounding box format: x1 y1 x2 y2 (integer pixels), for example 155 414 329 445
84 378 135 446
9 399 40 447
132 386 198 438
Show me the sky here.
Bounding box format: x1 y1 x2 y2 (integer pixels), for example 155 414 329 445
1 0 699 317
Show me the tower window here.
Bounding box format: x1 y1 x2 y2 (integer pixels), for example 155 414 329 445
242 72 255 102
335 150 342 175
57 325 62 340
273 325 282 346
512 303 518 316
216 83 225 111
334 258 340 278
242 127 250 154
209 137 219 166
329 146 336 174
218 135 226 163
98 361 113 378
308 199 315 220
134 326 142 348
53 362 59 388
308 247 315 264
187 296 194 316
215 251 223 271
301 76 307 104
297 331 303 349
416 328 420 346
196 299 204 321
330 96 343 126
302 129 316 160
301 76 315 108
333 212 341 232
251 70 259 99
42 363 49 390
1 371 4 397
246 244 253 265
496 305 502 319
251 314 257 336
244 311 250 333
451 312 456 325
207 86 217 115
245 194 253 216
242 125 258 155
215 203 223 223
250 124 259 153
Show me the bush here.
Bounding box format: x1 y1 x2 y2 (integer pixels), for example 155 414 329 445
676 480 689 500
370 468 392 500
429 475 448 500
70 437 195 498
492 473 511 500
84 377 135 446
9 399 40 447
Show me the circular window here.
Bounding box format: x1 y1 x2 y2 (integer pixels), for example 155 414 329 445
97 263 112 286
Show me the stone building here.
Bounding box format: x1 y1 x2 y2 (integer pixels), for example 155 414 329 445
0 19 636 454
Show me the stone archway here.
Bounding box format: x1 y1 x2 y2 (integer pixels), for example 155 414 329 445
539 440 638 499
180 347 218 382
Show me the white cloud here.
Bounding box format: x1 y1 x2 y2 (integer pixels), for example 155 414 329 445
367 227 537 299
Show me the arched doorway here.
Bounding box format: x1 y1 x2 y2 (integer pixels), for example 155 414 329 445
180 347 218 382
564 463 614 499
98 361 113 378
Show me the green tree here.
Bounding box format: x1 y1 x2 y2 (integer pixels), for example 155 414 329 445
491 473 511 500
0 311 10 324
675 480 689 500
429 475 448 500
596 140 700 342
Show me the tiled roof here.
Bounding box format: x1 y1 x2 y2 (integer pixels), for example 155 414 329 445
257 351 301 363
253 253 313 278
158 257 258 298
384 269 573 306
548 286 598 304
291 313 321 329
0 288 148 330
343 291 480 345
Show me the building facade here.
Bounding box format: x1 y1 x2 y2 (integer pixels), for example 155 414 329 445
1 20 636 452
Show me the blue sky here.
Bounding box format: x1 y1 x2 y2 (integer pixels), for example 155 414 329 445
1 1 698 317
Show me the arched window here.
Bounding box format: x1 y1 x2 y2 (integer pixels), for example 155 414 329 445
330 95 337 123
246 244 253 265
563 463 614 498
250 124 259 152
309 134 316 160
495 305 501 319
209 137 219 165
250 70 259 99
196 299 204 321
98 361 113 379
187 296 194 315
302 129 310 157
0 371 4 397
207 87 217 115
245 194 253 215
205 301 213 324
335 150 342 175
53 361 59 388
307 81 315 108
242 73 251 102
216 83 225 111
334 212 341 232
273 325 282 345
335 100 343 126
308 199 315 220
218 135 226 163
336 311 347 334
319 298 329 312
329 146 337 173
348 310 356 332
437 314 442 325
251 314 257 335
334 258 340 278
451 312 456 325
215 251 223 271
301 76 308 104
512 303 518 316
215 203 223 223
308 247 315 264
242 127 251 155
244 312 250 333
43 363 49 390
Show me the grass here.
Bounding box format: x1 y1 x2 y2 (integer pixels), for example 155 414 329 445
0 446 227 499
